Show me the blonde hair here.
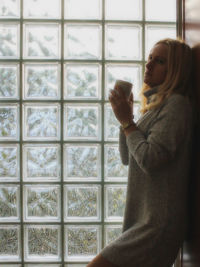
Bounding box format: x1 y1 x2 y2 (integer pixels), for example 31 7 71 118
141 38 193 114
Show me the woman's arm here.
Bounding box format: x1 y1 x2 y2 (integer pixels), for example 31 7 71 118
125 94 193 174
87 253 118 267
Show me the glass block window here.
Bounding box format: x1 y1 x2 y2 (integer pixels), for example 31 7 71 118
0 0 177 265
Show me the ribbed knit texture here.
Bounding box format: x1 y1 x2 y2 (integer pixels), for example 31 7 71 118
101 93 194 267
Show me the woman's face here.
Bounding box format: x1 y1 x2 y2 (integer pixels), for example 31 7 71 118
144 43 168 88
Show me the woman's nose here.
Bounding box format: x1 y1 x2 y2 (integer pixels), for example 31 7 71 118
146 60 153 70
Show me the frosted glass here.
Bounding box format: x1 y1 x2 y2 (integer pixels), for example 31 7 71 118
64 144 101 181
146 0 176 22
65 0 101 19
24 0 61 19
23 104 60 141
23 144 60 181
105 25 142 60
0 186 20 221
145 25 176 59
64 64 101 99
105 0 142 20
0 64 19 99
0 24 19 59
0 145 19 181
24 225 60 261
64 185 101 221
24 64 60 100
104 145 128 181
105 185 127 222
0 105 19 141
65 25 101 60
24 185 60 222
105 64 142 101
0 0 20 18
65 226 101 261
64 104 101 140
24 24 60 59
105 225 122 246
0 225 20 261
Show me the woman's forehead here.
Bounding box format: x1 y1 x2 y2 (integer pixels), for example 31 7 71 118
150 43 169 57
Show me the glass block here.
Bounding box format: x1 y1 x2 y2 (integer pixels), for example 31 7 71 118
2 265 22 267
64 64 101 100
0 185 20 222
105 185 127 222
64 185 101 222
26 265 61 267
0 0 20 18
145 25 176 60
24 0 61 19
24 225 60 261
104 225 122 246
23 63 60 100
0 64 19 99
23 104 60 141
65 265 86 267
105 64 142 101
134 102 142 122
104 145 128 181
0 104 19 141
64 104 101 141
24 24 60 59
65 24 101 60
23 144 60 181
105 0 142 20
0 145 19 182
0 24 19 59
65 0 101 19
146 0 176 22
64 144 101 181
104 104 119 141
0 225 20 261
65 226 101 261
105 24 142 60
24 185 60 222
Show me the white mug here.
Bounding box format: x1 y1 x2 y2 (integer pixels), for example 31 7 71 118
115 80 133 98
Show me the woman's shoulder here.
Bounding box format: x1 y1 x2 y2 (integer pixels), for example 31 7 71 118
163 93 192 112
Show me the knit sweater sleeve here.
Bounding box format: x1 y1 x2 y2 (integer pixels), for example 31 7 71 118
119 127 129 165
126 94 193 174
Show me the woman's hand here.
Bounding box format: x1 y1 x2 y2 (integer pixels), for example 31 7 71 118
109 85 134 125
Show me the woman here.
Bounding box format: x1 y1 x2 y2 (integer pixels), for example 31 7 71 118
87 38 194 267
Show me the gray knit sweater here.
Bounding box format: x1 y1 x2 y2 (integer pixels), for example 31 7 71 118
101 92 194 267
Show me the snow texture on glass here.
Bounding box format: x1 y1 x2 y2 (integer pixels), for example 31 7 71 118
25 226 60 260
64 145 100 181
105 25 142 60
65 185 100 221
65 226 100 261
64 104 100 140
104 145 128 180
24 24 60 59
0 146 18 181
0 24 19 58
0 226 20 260
0 65 19 99
104 104 119 141
65 25 101 60
65 64 100 99
0 106 18 140
24 0 61 19
24 105 60 140
65 0 101 19
23 145 60 181
105 185 127 222
105 0 142 20
0 186 19 221
24 64 60 99
0 0 20 18
24 185 60 221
